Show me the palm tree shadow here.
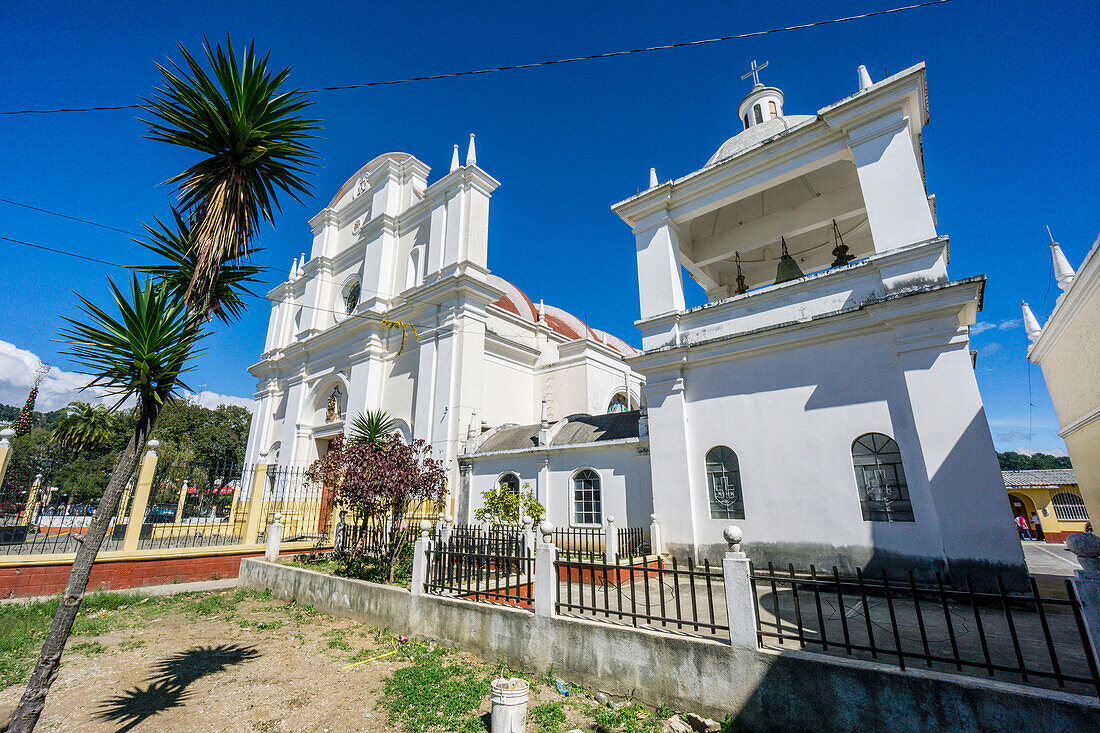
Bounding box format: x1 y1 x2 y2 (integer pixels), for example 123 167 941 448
96 643 261 733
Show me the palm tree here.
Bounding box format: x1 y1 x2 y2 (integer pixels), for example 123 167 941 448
142 36 319 303
50 402 114 453
4 39 318 732
5 277 203 732
348 409 400 447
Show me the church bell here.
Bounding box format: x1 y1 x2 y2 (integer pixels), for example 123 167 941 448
774 237 804 284
830 219 854 268
734 252 748 295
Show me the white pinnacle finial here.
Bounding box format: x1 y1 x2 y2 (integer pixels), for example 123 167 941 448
1048 228 1076 293
858 65 873 91
537 299 545 323
466 134 477 167
290 258 298 280
450 144 460 173
1022 301 1042 343
649 168 658 188
299 254 306 276
540 399 549 429
468 410 479 439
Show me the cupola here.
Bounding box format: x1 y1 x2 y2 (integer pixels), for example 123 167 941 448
737 60 784 130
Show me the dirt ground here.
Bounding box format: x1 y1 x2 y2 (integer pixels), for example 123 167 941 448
0 588 635 733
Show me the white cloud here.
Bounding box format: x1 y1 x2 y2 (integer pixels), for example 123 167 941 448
0 340 109 412
185 390 255 412
998 318 1023 331
0 339 253 415
971 319 1023 337
970 322 996 336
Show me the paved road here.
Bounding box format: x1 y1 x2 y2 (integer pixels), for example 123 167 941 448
1021 541 1082 577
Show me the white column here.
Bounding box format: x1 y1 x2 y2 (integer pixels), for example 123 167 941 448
720 526 758 650
533 522 558 617
410 520 434 596
649 514 663 555
642 372 698 557
264 513 283 561
634 217 686 321
847 114 936 253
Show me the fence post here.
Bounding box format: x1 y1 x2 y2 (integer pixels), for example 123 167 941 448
534 521 557 617
19 473 42 528
243 463 270 545
604 515 618 564
265 513 283 561
441 514 454 546
1067 534 1100 665
649 513 663 555
174 480 188 523
521 517 535 556
122 440 160 552
410 519 433 597
721 526 758 650
0 428 14 487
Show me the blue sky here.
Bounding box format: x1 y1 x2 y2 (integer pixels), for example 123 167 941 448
0 1 1096 454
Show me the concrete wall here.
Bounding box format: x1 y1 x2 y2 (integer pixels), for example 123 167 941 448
240 559 1100 732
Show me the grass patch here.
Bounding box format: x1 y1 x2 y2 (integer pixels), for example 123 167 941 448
70 641 107 655
380 647 486 732
118 638 145 651
326 637 352 651
530 701 567 733
590 702 662 733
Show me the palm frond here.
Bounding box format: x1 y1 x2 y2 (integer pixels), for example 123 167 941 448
131 208 265 324
141 36 320 302
349 410 399 447
58 276 206 409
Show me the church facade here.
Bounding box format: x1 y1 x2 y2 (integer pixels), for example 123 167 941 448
244 60 1025 577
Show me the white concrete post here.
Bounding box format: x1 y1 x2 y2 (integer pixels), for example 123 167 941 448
264 513 283 561
441 513 454 546
534 521 557 617
410 519 434 597
1067 534 1100 665
521 517 535 556
721 526 759 650
604 515 618 565
436 512 446 542
649 513 662 555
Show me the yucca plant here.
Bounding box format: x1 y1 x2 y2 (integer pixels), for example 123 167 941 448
133 207 264 324
349 409 400 447
142 36 319 303
5 277 204 732
50 402 114 453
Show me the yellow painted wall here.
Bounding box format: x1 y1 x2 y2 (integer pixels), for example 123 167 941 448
1063 422 1100 531
1006 485 1089 539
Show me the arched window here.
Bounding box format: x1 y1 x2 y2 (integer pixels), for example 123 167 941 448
768 100 777 118
743 113 750 129
342 279 360 315
852 433 914 522
753 104 763 124
706 446 744 519
405 248 421 290
1053 492 1089 522
572 469 601 525
607 393 629 413
499 472 520 497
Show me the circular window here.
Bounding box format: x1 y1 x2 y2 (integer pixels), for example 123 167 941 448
338 278 361 318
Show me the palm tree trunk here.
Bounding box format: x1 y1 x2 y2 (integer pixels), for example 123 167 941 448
3 403 162 733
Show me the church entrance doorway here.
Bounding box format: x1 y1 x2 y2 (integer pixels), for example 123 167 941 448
1008 493 1039 540
317 437 336 533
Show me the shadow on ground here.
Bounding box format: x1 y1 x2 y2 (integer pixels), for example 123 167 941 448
96 643 261 732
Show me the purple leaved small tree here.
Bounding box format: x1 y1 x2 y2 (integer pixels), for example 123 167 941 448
305 432 446 582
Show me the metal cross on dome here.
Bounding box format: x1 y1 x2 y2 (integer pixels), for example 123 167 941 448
741 59 769 86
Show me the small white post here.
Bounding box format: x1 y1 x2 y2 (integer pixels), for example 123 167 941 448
604 515 618 565
534 521 557 617
437 511 446 542
721 526 758 649
649 513 662 555
410 519 434 596
521 517 535 556
264 513 283 561
441 513 454 546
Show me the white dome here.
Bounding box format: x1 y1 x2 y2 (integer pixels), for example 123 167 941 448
706 114 815 167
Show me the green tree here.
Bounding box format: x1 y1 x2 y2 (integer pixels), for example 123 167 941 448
50 402 114 453
348 409 399 447
474 482 545 525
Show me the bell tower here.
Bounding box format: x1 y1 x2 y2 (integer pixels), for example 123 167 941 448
737 60 785 129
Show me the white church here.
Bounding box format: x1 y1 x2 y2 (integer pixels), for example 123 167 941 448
244 60 1026 577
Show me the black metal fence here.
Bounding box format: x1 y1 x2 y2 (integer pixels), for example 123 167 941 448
550 526 604 562
556 554 727 637
446 524 525 556
617 526 645 557
751 563 1100 697
135 459 250 550
425 537 534 607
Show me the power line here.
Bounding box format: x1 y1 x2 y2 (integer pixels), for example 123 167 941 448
0 1 953 116
0 235 126 269
0 198 143 236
